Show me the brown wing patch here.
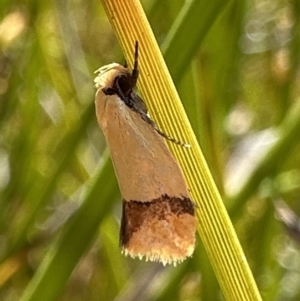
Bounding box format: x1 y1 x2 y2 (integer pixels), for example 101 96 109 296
120 195 195 265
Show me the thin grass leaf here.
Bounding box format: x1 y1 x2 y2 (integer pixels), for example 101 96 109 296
162 0 230 83
19 155 118 301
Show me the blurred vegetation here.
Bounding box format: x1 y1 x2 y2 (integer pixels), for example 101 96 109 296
0 0 300 300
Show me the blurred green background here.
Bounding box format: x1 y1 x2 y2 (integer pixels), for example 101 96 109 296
1 0 300 300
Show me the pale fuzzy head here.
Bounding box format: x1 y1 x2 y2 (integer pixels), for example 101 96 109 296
94 63 129 90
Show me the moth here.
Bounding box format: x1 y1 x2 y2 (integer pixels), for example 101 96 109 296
94 41 196 265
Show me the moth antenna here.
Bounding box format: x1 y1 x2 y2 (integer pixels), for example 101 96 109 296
139 111 190 148
154 127 190 148
131 41 139 88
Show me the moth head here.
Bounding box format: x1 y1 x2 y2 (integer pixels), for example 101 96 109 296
94 42 139 97
94 63 130 91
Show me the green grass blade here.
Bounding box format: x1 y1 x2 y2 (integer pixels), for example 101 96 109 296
19 155 118 301
162 0 230 83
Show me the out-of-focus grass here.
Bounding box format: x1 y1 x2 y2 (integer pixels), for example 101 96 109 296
0 0 300 300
